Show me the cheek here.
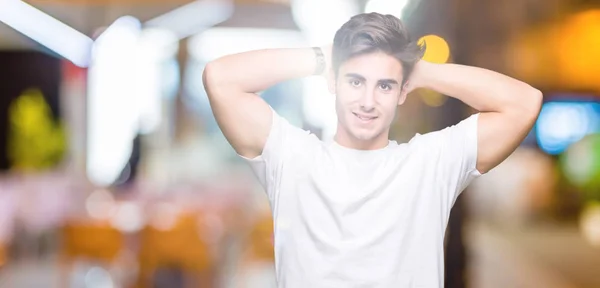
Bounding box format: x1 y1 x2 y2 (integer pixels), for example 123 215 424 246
338 84 363 98
336 89 359 106
378 96 399 116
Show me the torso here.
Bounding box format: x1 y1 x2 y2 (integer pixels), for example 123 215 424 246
271 139 452 288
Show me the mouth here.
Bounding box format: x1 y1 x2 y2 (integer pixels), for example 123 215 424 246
353 112 378 123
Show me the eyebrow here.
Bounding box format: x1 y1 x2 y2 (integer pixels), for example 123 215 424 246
344 73 399 85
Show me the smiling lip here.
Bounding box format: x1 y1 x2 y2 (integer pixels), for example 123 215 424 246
353 112 377 121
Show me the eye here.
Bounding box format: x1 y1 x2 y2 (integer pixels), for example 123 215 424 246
350 79 362 87
379 83 391 91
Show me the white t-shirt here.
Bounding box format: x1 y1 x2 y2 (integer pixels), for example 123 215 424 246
241 109 482 288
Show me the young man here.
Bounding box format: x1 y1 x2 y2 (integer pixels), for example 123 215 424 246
203 12 541 288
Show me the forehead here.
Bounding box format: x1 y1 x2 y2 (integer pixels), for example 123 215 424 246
338 52 404 82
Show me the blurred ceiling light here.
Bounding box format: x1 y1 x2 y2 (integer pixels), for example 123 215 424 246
87 16 142 187
301 77 337 140
88 16 177 187
138 28 179 61
94 15 142 46
418 34 450 63
145 0 233 40
0 0 93 67
291 0 358 46
135 28 178 135
188 28 305 61
364 0 409 19
290 0 358 138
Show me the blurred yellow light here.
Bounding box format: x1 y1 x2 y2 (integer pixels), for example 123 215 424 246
0 244 5 267
555 10 600 90
580 201 600 247
506 9 600 91
419 89 447 107
418 34 450 63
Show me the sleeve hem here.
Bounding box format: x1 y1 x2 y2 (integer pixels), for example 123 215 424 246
236 107 280 163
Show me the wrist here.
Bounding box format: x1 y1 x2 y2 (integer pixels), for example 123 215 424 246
317 45 332 76
312 47 326 75
412 60 438 90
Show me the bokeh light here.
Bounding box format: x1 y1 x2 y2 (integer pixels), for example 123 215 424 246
561 134 600 194
418 34 450 64
580 202 600 247
419 89 447 107
536 102 600 155
364 0 410 19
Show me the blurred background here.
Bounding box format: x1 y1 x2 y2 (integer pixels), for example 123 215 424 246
0 0 600 287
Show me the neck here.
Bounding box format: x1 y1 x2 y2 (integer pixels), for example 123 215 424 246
333 125 390 151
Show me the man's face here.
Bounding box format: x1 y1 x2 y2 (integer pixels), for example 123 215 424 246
330 52 407 148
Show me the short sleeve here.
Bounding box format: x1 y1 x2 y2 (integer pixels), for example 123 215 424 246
420 113 482 206
238 108 315 201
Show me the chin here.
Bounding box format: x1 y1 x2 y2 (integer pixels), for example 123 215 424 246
351 129 380 142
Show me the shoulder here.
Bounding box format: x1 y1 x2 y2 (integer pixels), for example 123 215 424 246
270 112 322 158
406 113 480 149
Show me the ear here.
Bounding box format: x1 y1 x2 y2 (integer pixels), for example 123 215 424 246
327 68 336 94
398 82 409 105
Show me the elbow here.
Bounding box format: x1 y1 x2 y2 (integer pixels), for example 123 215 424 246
202 61 221 91
511 86 542 120
526 87 543 119
506 86 542 125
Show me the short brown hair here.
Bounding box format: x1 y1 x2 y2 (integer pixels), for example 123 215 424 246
332 12 425 84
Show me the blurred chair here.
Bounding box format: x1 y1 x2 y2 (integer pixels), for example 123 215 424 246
136 210 214 288
0 241 10 288
230 212 276 288
247 214 275 262
59 220 125 287
0 187 16 265
0 241 6 268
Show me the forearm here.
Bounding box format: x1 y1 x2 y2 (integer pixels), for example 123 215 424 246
418 62 542 114
205 48 320 93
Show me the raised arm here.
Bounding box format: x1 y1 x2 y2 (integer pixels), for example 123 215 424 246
202 47 328 158
410 61 543 174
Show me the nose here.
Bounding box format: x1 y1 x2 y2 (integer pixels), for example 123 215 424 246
359 89 375 112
